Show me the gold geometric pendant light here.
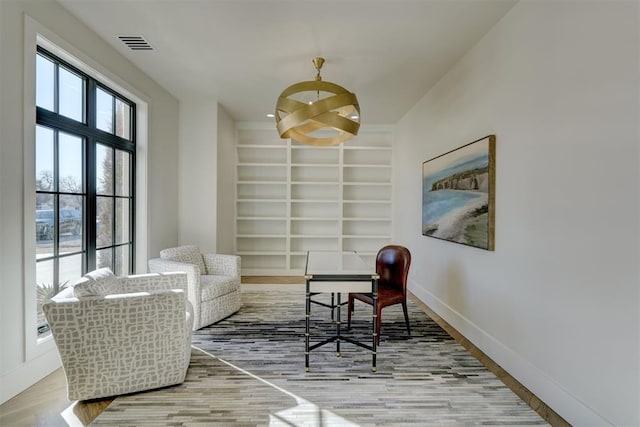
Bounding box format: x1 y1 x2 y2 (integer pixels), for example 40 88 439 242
275 57 360 146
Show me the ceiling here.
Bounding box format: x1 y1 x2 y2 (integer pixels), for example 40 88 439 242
57 0 516 124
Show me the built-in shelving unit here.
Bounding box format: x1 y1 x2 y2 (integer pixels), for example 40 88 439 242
236 124 393 275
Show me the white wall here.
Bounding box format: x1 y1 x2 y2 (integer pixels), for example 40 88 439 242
178 100 218 253
394 1 639 425
216 105 236 254
0 0 180 403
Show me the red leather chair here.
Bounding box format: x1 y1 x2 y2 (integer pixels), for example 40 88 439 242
347 245 412 345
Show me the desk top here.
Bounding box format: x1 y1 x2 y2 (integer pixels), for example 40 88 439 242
304 251 378 279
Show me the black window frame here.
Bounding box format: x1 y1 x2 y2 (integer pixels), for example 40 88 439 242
35 46 136 334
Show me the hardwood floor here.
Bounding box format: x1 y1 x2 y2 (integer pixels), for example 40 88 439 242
0 368 111 427
0 277 568 427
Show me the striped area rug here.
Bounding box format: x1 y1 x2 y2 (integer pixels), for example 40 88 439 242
93 288 547 426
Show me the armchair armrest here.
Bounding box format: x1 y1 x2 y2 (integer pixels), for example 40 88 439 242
118 271 188 294
148 258 201 302
202 254 241 276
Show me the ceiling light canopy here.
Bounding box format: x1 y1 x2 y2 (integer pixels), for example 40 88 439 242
275 57 360 146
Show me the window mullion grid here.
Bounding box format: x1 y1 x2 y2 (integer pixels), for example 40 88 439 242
129 148 135 272
86 79 97 272
129 106 136 273
110 146 116 271
53 62 59 115
53 130 60 294
35 48 136 283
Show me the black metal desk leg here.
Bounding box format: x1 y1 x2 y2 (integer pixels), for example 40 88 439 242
305 279 311 372
336 292 341 356
372 278 378 372
331 292 335 322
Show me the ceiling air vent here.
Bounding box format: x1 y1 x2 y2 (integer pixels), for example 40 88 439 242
118 35 153 51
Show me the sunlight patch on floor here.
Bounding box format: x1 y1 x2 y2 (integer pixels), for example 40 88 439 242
193 346 359 427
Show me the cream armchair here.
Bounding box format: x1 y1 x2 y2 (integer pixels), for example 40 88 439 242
148 245 241 330
43 268 193 401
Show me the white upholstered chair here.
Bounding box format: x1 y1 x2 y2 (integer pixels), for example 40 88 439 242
43 268 193 401
148 245 241 330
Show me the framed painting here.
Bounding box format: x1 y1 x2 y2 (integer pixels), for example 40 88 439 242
422 135 495 250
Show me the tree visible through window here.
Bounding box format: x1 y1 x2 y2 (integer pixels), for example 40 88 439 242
35 48 135 334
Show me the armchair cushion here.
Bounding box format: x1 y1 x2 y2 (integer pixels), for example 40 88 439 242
160 245 207 275
201 275 240 301
72 267 119 298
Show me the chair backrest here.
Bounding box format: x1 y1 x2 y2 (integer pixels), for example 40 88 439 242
160 245 207 274
376 245 411 294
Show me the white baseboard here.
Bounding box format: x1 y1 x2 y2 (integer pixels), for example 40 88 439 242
409 281 611 427
0 350 61 405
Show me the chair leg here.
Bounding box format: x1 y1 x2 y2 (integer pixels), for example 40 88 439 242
402 301 411 337
376 305 382 345
347 294 354 330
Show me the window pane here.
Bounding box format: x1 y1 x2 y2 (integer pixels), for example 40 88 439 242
115 99 131 140
58 66 84 122
97 196 113 248
59 194 83 254
115 198 130 245
96 144 113 195
36 260 54 327
96 247 112 270
58 132 84 193
115 245 130 276
36 54 54 111
59 254 82 288
36 194 54 256
115 150 130 196
36 126 54 191
96 88 114 133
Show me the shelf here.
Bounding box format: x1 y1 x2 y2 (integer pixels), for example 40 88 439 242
237 236 286 252
237 218 286 235
235 125 393 275
291 183 339 200
291 166 339 183
343 217 390 221
291 147 339 164
237 182 287 200
237 164 287 182
236 251 287 256
237 199 287 202
237 180 288 185
342 182 391 186
240 254 287 271
237 146 286 164
291 201 339 218
290 237 339 252
291 217 340 221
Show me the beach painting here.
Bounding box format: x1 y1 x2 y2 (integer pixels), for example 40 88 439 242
422 135 495 250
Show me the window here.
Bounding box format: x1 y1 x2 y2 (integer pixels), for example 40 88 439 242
35 48 135 335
